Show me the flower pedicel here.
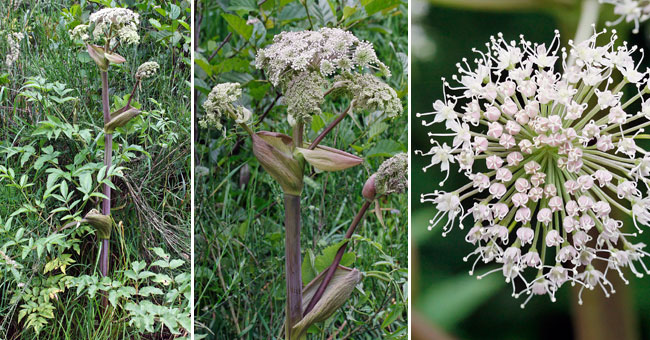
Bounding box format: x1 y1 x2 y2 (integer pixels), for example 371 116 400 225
601 0 650 34
418 28 650 307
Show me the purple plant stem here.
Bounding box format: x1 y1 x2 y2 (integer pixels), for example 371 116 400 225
284 194 303 339
303 200 371 316
100 71 111 279
308 105 351 150
125 79 140 109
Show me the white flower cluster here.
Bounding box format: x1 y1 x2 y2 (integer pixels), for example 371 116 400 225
256 28 401 125
256 27 390 87
136 61 160 79
69 24 90 41
5 32 24 67
89 7 140 45
418 29 650 307
200 83 251 129
601 0 650 33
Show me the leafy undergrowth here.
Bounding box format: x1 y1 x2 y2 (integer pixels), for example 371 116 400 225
194 0 408 338
0 0 191 339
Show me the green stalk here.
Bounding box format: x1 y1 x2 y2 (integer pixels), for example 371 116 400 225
125 79 140 109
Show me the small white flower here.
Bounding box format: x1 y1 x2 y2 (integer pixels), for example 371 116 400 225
516 227 535 245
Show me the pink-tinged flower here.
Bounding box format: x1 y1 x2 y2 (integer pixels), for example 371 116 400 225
418 29 650 307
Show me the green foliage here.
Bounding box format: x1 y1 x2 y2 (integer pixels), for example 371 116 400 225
194 0 407 338
72 248 191 337
0 0 190 339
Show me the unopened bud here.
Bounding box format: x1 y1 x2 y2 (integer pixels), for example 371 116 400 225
239 164 251 188
292 267 362 338
295 145 362 172
105 52 126 64
84 209 112 239
252 131 303 195
104 107 141 133
87 44 109 71
362 173 377 200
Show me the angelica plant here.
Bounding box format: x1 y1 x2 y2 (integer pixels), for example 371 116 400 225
417 26 650 307
68 6 158 292
202 27 403 339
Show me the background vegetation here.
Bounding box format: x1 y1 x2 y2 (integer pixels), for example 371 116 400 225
194 0 408 338
0 0 191 339
411 0 650 339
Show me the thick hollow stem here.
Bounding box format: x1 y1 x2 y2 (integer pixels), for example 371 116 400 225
308 105 351 150
284 194 303 339
293 123 304 149
100 71 111 278
100 239 109 276
303 200 371 316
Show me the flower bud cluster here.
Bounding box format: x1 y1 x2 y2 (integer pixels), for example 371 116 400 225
200 83 251 129
375 153 408 196
284 71 326 125
418 29 650 306
136 61 160 80
69 24 90 42
344 74 403 118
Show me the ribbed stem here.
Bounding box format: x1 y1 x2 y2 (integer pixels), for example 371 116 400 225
284 194 302 339
125 79 140 109
100 71 111 278
100 239 109 276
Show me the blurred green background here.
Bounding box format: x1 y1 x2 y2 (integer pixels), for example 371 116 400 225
411 0 650 339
